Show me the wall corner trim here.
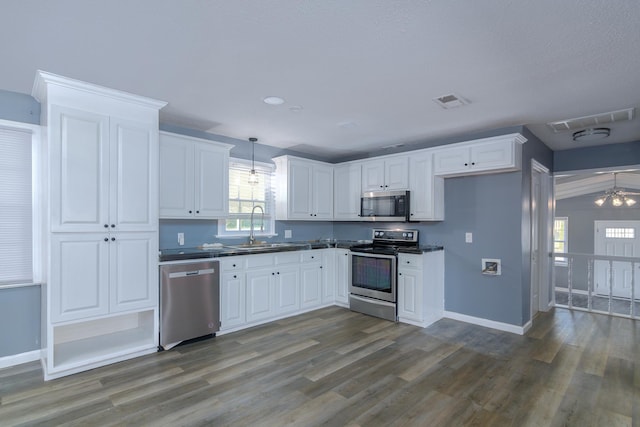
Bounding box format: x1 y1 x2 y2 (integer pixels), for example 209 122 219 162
0 349 40 369
443 311 528 335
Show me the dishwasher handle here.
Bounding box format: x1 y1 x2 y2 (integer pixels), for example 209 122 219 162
168 268 215 279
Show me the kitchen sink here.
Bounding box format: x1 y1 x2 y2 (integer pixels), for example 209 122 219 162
223 243 308 251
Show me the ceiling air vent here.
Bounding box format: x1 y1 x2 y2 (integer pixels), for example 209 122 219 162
547 108 635 133
433 93 469 109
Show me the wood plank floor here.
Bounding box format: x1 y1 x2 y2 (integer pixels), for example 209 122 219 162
1 306 638 426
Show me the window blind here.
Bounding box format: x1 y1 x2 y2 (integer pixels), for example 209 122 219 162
0 127 32 284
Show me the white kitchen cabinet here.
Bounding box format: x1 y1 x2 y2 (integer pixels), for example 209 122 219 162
220 270 246 330
159 132 233 219
409 152 444 221
361 156 409 192
433 133 527 177
246 268 276 323
32 70 166 380
273 156 334 220
300 251 323 309
335 249 350 306
333 163 362 220
397 251 444 328
49 107 158 233
321 249 336 304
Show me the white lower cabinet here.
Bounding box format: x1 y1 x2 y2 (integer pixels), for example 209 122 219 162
246 268 276 323
301 253 323 309
335 249 350 305
397 251 444 328
220 270 246 330
321 250 336 304
274 266 301 315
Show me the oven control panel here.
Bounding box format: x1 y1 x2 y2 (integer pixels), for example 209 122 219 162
372 229 419 243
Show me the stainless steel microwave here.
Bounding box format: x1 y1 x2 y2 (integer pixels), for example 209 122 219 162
360 190 410 222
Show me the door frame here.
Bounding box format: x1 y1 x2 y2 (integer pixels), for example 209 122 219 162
593 220 640 298
531 159 553 320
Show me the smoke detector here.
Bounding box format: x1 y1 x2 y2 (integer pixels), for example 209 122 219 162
432 93 469 109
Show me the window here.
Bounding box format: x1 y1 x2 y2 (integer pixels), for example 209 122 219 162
0 122 40 286
217 158 275 237
605 227 635 239
553 217 568 266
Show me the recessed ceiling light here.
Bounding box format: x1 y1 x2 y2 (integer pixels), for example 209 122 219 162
263 96 285 105
289 105 303 112
338 121 357 129
433 93 469 109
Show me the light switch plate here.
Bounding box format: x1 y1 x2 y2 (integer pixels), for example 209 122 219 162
178 232 185 246
284 230 292 239
465 232 473 243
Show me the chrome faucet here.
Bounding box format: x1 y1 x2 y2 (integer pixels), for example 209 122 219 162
249 205 264 246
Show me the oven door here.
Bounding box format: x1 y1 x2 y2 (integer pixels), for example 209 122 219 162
349 251 397 303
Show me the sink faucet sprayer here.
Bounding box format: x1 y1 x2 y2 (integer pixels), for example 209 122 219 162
249 205 264 246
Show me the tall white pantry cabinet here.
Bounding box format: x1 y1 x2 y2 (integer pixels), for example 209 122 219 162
32 71 166 380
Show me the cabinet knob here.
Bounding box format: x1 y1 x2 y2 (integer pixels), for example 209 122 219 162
311 256 315 259
104 237 109 242
104 224 109 228
272 272 275 275
189 210 193 214
111 237 116 241
111 224 115 228
471 162 475 166
277 271 280 275
411 213 414 216
379 185 384 188
320 266 323 269
399 272 402 276
232 264 236 267
464 163 468 166
196 210 200 214
233 275 237 279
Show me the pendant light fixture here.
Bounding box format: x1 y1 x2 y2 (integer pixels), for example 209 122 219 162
594 173 638 207
248 137 259 186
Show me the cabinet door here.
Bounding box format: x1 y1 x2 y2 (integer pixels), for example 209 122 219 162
194 143 229 218
335 249 350 304
274 266 300 315
334 164 362 220
50 233 110 322
409 153 444 221
321 250 335 303
384 157 409 190
313 165 334 219
469 140 515 172
433 146 470 176
300 263 322 309
159 134 195 218
288 161 313 219
111 118 158 231
398 268 422 322
50 106 110 232
246 269 275 322
221 271 246 330
109 232 157 313
361 160 386 191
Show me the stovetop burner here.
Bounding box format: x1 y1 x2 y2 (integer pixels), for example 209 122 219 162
350 229 419 255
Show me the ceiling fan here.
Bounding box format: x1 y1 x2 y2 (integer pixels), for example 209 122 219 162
594 173 640 207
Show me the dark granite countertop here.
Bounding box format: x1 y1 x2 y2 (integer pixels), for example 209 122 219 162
397 245 445 254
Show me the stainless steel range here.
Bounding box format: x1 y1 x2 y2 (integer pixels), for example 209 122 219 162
349 229 419 321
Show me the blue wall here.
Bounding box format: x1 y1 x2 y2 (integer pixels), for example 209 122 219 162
554 141 640 172
0 90 40 125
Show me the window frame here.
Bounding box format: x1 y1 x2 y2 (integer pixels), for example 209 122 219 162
0 119 42 289
553 216 568 267
216 158 276 239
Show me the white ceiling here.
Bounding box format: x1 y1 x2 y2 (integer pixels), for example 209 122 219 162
2 1 640 159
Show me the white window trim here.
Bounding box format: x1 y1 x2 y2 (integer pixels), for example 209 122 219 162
0 119 43 289
554 216 568 267
216 158 276 239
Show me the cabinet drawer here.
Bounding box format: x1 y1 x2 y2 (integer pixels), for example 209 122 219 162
275 252 301 265
398 254 422 269
220 257 244 271
301 251 322 263
245 254 275 269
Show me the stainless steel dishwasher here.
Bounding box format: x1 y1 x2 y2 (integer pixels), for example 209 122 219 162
160 260 220 350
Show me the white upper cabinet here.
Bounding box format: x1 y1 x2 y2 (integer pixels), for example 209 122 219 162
49 107 158 233
333 163 362 220
273 156 334 220
409 152 444 221
159 132 233 219
361 156 409 191
433 133 527 177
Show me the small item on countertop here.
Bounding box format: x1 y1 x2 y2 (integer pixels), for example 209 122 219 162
200 243 224 250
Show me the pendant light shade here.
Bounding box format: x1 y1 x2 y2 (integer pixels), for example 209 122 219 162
248 137 258 185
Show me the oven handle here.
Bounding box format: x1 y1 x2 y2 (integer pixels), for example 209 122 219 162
349 294 396 308
349 251 397 260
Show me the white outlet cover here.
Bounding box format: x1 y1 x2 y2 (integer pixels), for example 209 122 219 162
284 230 292 239
465 232 473 243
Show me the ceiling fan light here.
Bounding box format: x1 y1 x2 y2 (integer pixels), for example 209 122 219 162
594 197 606 206
611 196 623 207
625 197 636 207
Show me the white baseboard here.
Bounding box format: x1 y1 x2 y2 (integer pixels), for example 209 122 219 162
0 349 41 369
443 311 528 335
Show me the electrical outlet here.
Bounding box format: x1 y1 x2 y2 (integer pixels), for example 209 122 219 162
285 230 292 239
178 233 185 246
465 232 473 243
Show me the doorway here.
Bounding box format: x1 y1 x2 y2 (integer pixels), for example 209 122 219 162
594 220 640 299
531 160 552 321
